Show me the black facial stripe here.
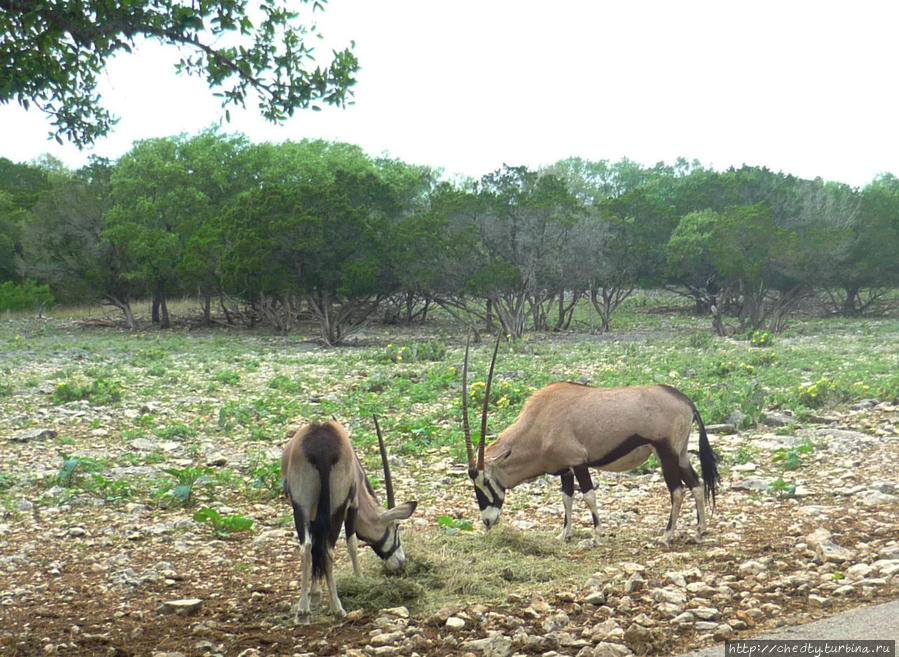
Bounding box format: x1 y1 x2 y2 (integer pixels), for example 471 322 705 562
474 486 491 511
368 525 400 561
474 478 504 510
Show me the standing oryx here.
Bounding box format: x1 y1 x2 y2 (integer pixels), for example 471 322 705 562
461 337 719 545
281 417 417 620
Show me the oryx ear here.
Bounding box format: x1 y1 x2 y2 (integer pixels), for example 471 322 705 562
380 501 417 521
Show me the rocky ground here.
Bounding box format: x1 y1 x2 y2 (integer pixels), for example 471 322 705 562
2 395 898 657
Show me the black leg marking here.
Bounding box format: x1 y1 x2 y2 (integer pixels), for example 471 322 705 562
344 505 357 540
573 465 601 528
560 470 575 497
656 444 685 532
573 465 594 493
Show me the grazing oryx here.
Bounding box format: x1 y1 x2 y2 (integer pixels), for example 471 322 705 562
281 417 417 620
461 337 719 545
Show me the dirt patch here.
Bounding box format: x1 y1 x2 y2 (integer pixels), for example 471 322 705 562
2 407 898 656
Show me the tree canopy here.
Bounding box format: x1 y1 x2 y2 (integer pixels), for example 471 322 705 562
3 134 898 341
0 0 357 146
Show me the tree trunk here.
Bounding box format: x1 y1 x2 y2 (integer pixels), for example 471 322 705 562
155 280 170 329
104 295 136 330
841 284 861 317
553 289 581 331
152 290 160 324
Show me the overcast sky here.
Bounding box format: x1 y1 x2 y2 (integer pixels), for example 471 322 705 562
3 0 899 187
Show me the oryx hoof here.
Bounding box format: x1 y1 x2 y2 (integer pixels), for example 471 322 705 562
294 606 311 625
557 529 573 542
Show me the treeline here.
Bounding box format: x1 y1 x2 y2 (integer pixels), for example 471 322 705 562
1 130 898 344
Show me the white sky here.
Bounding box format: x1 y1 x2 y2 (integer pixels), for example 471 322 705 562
2 0 899 187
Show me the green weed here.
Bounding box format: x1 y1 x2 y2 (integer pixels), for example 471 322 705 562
52 377 123 405
193 507 254 537
158 466 214 505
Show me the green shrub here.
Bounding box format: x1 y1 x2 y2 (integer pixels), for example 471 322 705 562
155 422 196 439
798 377 848 408
0 280 54 312
52 378 123 405
215 369 241 385
467 378 534 410
267 374 300 393
384 340 448 363
750 330 773 347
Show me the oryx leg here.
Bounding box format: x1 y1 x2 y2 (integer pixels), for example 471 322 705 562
679 456 706 542
323 546 346 617
344 506 361 576
557 469 575 542
321 504 349 618
658 445 686 546
573 465 601 546
290 503 314 622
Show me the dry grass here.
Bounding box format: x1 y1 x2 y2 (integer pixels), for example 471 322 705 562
335 523 590 614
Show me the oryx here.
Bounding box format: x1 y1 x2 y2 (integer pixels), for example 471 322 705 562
461 337 719 545
281 417 417 620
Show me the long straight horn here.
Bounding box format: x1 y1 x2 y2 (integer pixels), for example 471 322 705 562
462 336 475 470
477 334 501 471
373 415 395 509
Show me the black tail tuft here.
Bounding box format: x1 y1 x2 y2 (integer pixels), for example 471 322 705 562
694 408 720 510
309 467 332 579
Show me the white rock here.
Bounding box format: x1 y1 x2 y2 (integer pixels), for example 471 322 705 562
808 594 830 608
624 572 645 593
816 539 856 563
594 642 633 657
585 590 606 605
542 611 570 633
686 581 716 596
659 602 685 618
464 633 514 657
738 559 767 576
672 611 695 624
664 571 687 587
846 563 873 579
652 587 687 605
692 606 719 620
383 606 409 618
445 616 465 630
159 599 202 615
858 490 899 505
371 631 404 646
589 620 623 641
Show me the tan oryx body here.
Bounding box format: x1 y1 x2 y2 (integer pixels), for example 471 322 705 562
281 419 417 620
462 338 720 545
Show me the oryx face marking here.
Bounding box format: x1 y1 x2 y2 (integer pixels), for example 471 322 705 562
367 523 405 570
471 470 505 529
